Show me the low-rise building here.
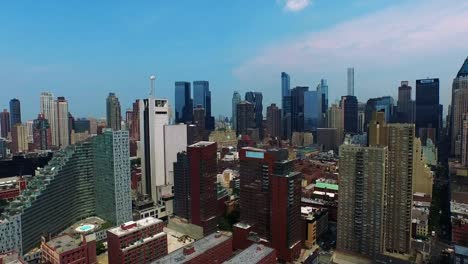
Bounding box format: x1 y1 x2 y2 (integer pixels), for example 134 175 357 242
107 217 167 264
301 207 328 249
224 243 276 264
152 232 232 264
41 234 96 264
0 251 26 264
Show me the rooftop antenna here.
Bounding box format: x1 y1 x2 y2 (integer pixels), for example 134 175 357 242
149 75 156 98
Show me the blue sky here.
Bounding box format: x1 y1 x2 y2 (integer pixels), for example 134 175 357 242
1 0 467 121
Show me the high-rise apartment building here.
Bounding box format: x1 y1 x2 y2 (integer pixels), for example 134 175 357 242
281 72 292 140
0 132 133 254
11 124 28 154
415 78 440 141
234 148 302 262
347 67 355 96
450 57 468 157
33 114 51 150
340 95 358 134
0 109 10 139
175 82 193 124
186 141 218 235
337 145 387 257
9 98 21 126
236 101 255 136
271 160 302 262
106 92 122 131
368 114 417 255
56 97 69 148
174 142 218 234
193 106 206 141
397 81 415 123
245 92 264 139
266 103 282 139
40 92 58 147
232 91 241 131
107 217 167 264
93 130 132 225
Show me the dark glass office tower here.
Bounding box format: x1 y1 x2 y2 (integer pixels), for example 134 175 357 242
291 86 309 133
236 101 255 136
9 98 21 126
175 82 193 124
193 81 214 130
341 96 358 134
415 78 440 140
281 72 292 140
397 81 414 123
245 92 264 139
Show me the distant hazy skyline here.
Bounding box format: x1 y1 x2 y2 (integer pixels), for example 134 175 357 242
1 0 467 121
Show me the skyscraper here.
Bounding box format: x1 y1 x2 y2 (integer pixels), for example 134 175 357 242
450 57 468 157
340 95 358 134
139 98 170 202
0 109 10 139
175 82 193 124
304 90 321 132
271 160 302 262
11 124 28 154
338 145 387 257
9 98 21 126
56 97 69 148
365 96 395 127
281 72 292 140
397 81 415 123
415 78 440 141
368 114 416 255
173 152 190 220
232 91 241 131
40 92 58 146
93 129 132 225
33 114 51 150
130 100 140 140
236 101 255 136
291 86 309 133
347 67 355 96
193 106 206 141
106 92 122 131
266 103 282 139
327 104 344 144
235 148 302 262
187 141 218 235
317 79 328 114
193 81 214 130
245 92 263 139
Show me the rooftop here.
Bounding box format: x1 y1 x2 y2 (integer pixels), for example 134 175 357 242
315 182 339 191
224 244 274 264
189 141 215 148
108 217 162 237
151 232 232 264
455 245 468 256
45 235 83 254
0 251 24 264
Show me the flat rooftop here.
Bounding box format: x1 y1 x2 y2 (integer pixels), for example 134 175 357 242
224 244 274 264
455 245 468 256
189 141 215 148
108 217 162 237
45 235 82 254
151 232 232 264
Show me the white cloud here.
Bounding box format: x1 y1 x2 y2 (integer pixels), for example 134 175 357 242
283 0 311 12
237 0 468 76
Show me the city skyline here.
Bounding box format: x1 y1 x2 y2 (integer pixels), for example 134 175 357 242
1 1 467 121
